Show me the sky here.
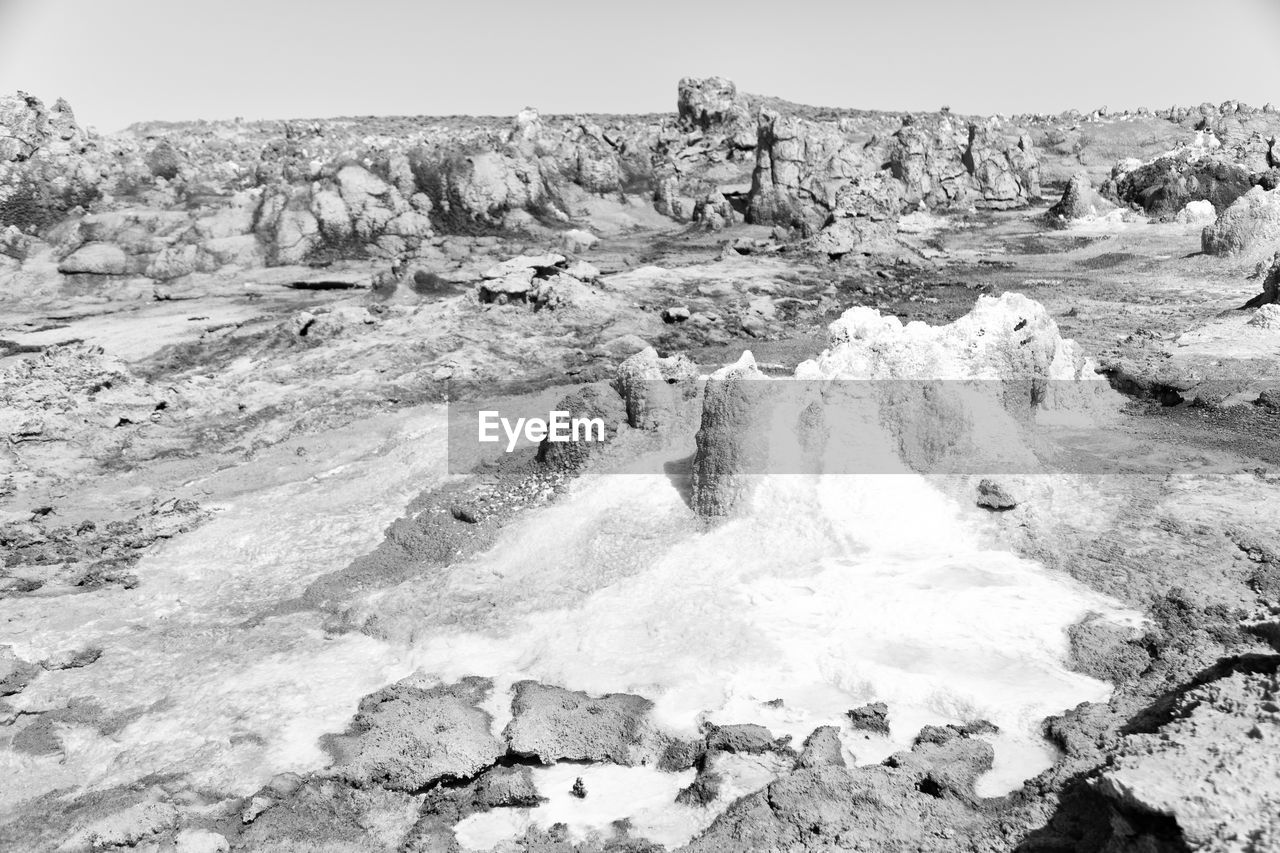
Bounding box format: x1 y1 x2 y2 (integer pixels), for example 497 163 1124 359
2 0 1279 132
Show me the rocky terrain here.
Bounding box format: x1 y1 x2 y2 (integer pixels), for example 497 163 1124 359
1 77 1280 852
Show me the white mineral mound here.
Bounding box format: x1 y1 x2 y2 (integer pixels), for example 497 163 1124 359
359 295 1143 851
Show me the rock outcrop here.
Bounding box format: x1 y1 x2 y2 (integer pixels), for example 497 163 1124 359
1046 172 1117 225
0 91 85 162
1105 148 1257 218
1244 252 1280 308
324 676 503 791
685 725 995 852
613 346 699 430
1201 185 1280 256
690 294 1115 517
1095 657 1280 851
747 109 874 231
677 76 752 133
889 115 1040 210
963 121 1041 208
502 680 699 769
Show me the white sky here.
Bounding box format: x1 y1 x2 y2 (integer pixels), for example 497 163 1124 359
2 0 1278 132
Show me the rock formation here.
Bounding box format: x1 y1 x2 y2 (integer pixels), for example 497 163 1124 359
677 76 752 133
1202 184 1280 256
324 676 503 791
1046 172 1117 225
1105 148 1257 218
1095 657 1280 851
0 91 85 162
690 294 1116 517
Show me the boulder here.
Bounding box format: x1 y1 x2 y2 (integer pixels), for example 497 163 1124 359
478 268 535 303
1107 149 1255 218
846 702 891 736
1202 185 1280 256
1174 199 1217 224
559 228 598 253
1248 255 1280 310
706 723 791 755
534 383 623 473
482 253 565 279
976 478 1017 510
1046 173 1116 224
613 346 699 430
795 725 847 769
1248 304 1280 329
677 77 751 133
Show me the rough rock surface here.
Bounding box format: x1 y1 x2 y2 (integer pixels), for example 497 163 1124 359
613 346 699 430
324 675 503 791
534 383 624 473
846 701 891 736
1106 148 1256 217
684 727 994 852
795 725 847 769
706 722 791 755
1174 198 1218 224
237 779 423 852
0 91 84 162
1095 657 1280 852
691 294 1114 517
1046 172 1117 224
1202 184 1280 256
677 76 752 133
690 351 775 517
976 478 1017 510
747 109 874 231
502 680 699 769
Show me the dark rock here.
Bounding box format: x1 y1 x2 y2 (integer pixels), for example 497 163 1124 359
705 723 789 755
1046 173 1116 224
613 346 699 431
534 383 623 474
684 732 994 852
976 478 1017 510
503 681 698 768
675 770 724 806
1107 150 1255 218
846 701 890 736
795 725 847 769
324 675 503 791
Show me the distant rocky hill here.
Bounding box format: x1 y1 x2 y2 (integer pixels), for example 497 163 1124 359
2 77 1278 293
